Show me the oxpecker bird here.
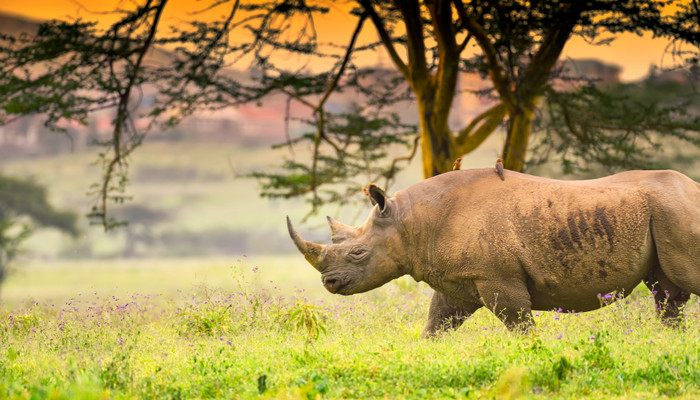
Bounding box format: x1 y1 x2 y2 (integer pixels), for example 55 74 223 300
452 157 463 171
495 158 505 181
362 184 378 206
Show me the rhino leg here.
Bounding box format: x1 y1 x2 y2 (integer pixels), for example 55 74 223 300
476 280 534 331
644 268 691 327
421 291 482 338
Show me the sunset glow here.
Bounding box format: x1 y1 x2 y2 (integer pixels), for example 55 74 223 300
0 0 678 81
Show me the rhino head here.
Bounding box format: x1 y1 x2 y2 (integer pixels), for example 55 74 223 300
287 185 408 295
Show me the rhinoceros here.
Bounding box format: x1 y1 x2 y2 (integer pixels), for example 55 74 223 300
287 168 700 337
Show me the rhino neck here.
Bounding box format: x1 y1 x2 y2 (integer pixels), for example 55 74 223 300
406 263 426 283
395 185 458 285
393 190 436 284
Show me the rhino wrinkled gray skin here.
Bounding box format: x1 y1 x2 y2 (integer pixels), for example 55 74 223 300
287 169 700 338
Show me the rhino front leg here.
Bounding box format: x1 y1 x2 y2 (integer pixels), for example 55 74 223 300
476 280 534 331
421 291 482 338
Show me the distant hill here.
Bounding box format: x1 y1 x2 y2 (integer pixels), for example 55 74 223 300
0 12 40 36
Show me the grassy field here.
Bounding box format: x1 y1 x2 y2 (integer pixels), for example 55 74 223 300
2 257 700 399
1 256 329 307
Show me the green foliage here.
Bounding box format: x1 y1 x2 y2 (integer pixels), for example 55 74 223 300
0 218 32 264
530 79 700 175
0 311 42 335
294 373 331 399
285 301 327 342
177 266 291 337
579 330 616 370
99 348 133 390
0 175 79 236
250 104 416 215
0 174 79 286
552 355 573 381
178 303 232 336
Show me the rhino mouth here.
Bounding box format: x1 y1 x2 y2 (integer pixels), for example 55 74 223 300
322 274 349 294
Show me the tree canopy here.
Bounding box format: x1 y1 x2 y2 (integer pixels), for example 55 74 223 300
1 0 699 227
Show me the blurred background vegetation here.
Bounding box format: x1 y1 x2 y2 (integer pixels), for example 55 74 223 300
2 75 699 262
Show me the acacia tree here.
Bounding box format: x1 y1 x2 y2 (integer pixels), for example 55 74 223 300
1 0 699 227
0 175 79 291
360 1 700 173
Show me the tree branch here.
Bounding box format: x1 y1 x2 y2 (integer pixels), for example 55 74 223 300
450 0 472 52
288 12 368 206
454 102 506 154
174 0 240 95
358 0 410 79
519 4 583 100
276 85 316 109
97 0 168 230
395 0 428 83
319 12 367 107
453 0 514 110
428 0 462 128
381 135 420 188
457 33 472 53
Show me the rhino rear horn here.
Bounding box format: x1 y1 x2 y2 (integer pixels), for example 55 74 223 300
327 216 353 243
286 216 324 269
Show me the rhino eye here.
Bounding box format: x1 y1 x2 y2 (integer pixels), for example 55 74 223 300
348 248 368 260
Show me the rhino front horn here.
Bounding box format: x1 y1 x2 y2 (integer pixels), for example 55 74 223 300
286 216 324 269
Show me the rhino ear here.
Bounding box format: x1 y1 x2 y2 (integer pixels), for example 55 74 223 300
368 184 388 213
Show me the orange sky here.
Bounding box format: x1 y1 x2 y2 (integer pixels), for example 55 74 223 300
0 0 676 81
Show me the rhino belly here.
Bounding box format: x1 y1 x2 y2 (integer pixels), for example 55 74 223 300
528 275 644 312
526 235 656 312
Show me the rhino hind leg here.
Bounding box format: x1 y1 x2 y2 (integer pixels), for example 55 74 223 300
476 280 535 332
421 291 482 338
644 268 691 327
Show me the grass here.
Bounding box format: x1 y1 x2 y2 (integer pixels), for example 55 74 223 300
2 258 700 399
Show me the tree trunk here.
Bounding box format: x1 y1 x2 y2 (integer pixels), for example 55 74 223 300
417 89 456 178
502 98 538 172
